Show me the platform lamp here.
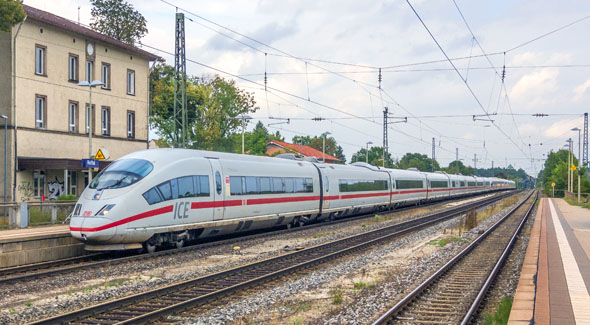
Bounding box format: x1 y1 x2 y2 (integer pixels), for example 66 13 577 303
572 127 582 202
321 131 331 162
366 141 373 164
1 114 7 213
78 80 104 184
236 115 252 154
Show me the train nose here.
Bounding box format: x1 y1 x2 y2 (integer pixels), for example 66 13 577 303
69 216 117 243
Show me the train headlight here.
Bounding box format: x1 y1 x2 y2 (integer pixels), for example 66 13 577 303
95 204 116 216
93 190 103 200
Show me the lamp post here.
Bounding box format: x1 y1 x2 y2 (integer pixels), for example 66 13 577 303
236 115 252 154
78 80 104 184
365 141 373 163
572 128 582 202
321 131 331 162
1 115 7 210
565 140 571 192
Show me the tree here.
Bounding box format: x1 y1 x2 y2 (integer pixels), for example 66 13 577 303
350 146 394 167
396 153 440 172
150 63 259 152
0 0 25 32
90 0 147 45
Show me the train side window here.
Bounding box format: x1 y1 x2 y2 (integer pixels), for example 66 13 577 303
157 181 172 200
199 176 210 196
230 176 242 195
272 177 284 193
260 177 271 194
304 178 313 192
178 176 194 198
324 176 329 192
245 176 258 194
142 188 163 205
170 178 179 199
215 172 222 195
294 178 305 193
284 178 294 193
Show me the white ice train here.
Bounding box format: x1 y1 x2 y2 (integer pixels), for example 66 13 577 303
69 149 515 252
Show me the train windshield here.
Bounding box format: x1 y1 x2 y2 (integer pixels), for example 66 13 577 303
89 159 153 190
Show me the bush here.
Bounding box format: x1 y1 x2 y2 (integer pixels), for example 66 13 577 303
57 194 78 201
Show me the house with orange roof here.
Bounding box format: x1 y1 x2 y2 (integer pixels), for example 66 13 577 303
266 140 341 164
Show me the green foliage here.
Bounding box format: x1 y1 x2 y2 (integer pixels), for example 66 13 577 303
483 296 513 325
396 152 440 171
350 146 394 167
150 63 260 151
56 194 77 200
539 149 588 196
0 0 25 32
90 0 147 45
330 289 343 304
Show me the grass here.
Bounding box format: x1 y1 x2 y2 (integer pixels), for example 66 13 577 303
353 281 374 290
293 301 312 313
563 197 590 209
330 289 343 305
483 296 513 325
24 302 32 307
427 236 466 247
104 278 127 288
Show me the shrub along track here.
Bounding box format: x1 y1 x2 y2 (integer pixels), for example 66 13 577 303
0 192 506 285
372 190 536 325
30 191 517 324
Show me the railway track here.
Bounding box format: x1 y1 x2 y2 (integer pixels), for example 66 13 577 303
0 191 508 285
31 190 518 324
372 190 537 325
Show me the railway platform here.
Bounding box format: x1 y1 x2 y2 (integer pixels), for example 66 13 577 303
0 224 85 268
509 198 590 324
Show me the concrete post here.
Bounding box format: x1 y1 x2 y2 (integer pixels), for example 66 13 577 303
51 204 57 223
19 202 28 228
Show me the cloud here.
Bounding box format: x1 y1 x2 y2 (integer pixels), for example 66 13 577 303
543 117 584 139
573 80 590 102
509 68 559 109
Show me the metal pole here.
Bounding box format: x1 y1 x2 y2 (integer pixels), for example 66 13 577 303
241 120 245 154
366 143 369 163
88 87 93 183
578 130 581 202
322 136 326 163
568 142 571 192
4 117 7 212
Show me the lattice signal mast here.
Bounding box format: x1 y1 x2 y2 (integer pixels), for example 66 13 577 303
584 112 588 168
383 107 388 167
174 12 187 148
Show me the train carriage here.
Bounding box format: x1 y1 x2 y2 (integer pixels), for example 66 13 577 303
69 148 516 252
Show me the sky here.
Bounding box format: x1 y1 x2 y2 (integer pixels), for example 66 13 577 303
24 0 590 176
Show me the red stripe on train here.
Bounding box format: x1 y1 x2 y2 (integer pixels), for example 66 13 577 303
69 205 173 232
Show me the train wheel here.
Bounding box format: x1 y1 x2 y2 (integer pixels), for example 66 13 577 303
145 241 156 254
175 239 185 249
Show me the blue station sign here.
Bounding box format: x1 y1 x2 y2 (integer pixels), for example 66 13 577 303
82 159 99 168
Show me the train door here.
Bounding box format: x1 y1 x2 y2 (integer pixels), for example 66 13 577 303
207 158 225 221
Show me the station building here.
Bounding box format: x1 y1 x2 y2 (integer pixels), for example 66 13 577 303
0 5 159 202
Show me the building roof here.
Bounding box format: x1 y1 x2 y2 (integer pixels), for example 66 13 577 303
23 5 161 61
267 140 340 162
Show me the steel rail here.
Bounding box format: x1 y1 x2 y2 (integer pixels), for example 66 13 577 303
0 191 507 284
30 191 516 325
371 190 535 325
461 191 538 324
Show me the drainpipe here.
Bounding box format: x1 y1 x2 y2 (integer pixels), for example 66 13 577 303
12 17 26 201
146 60 156 149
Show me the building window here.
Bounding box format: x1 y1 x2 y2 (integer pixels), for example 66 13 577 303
85 104 95 134
33 170 45 197
68 101 78 132
35 45 46 76
68 54 78 81
127 69 135 95
101 62 110 89
67 171 77 195
101 106 110 136
35 95 46 128
86 60 93 81
127 110 135 138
